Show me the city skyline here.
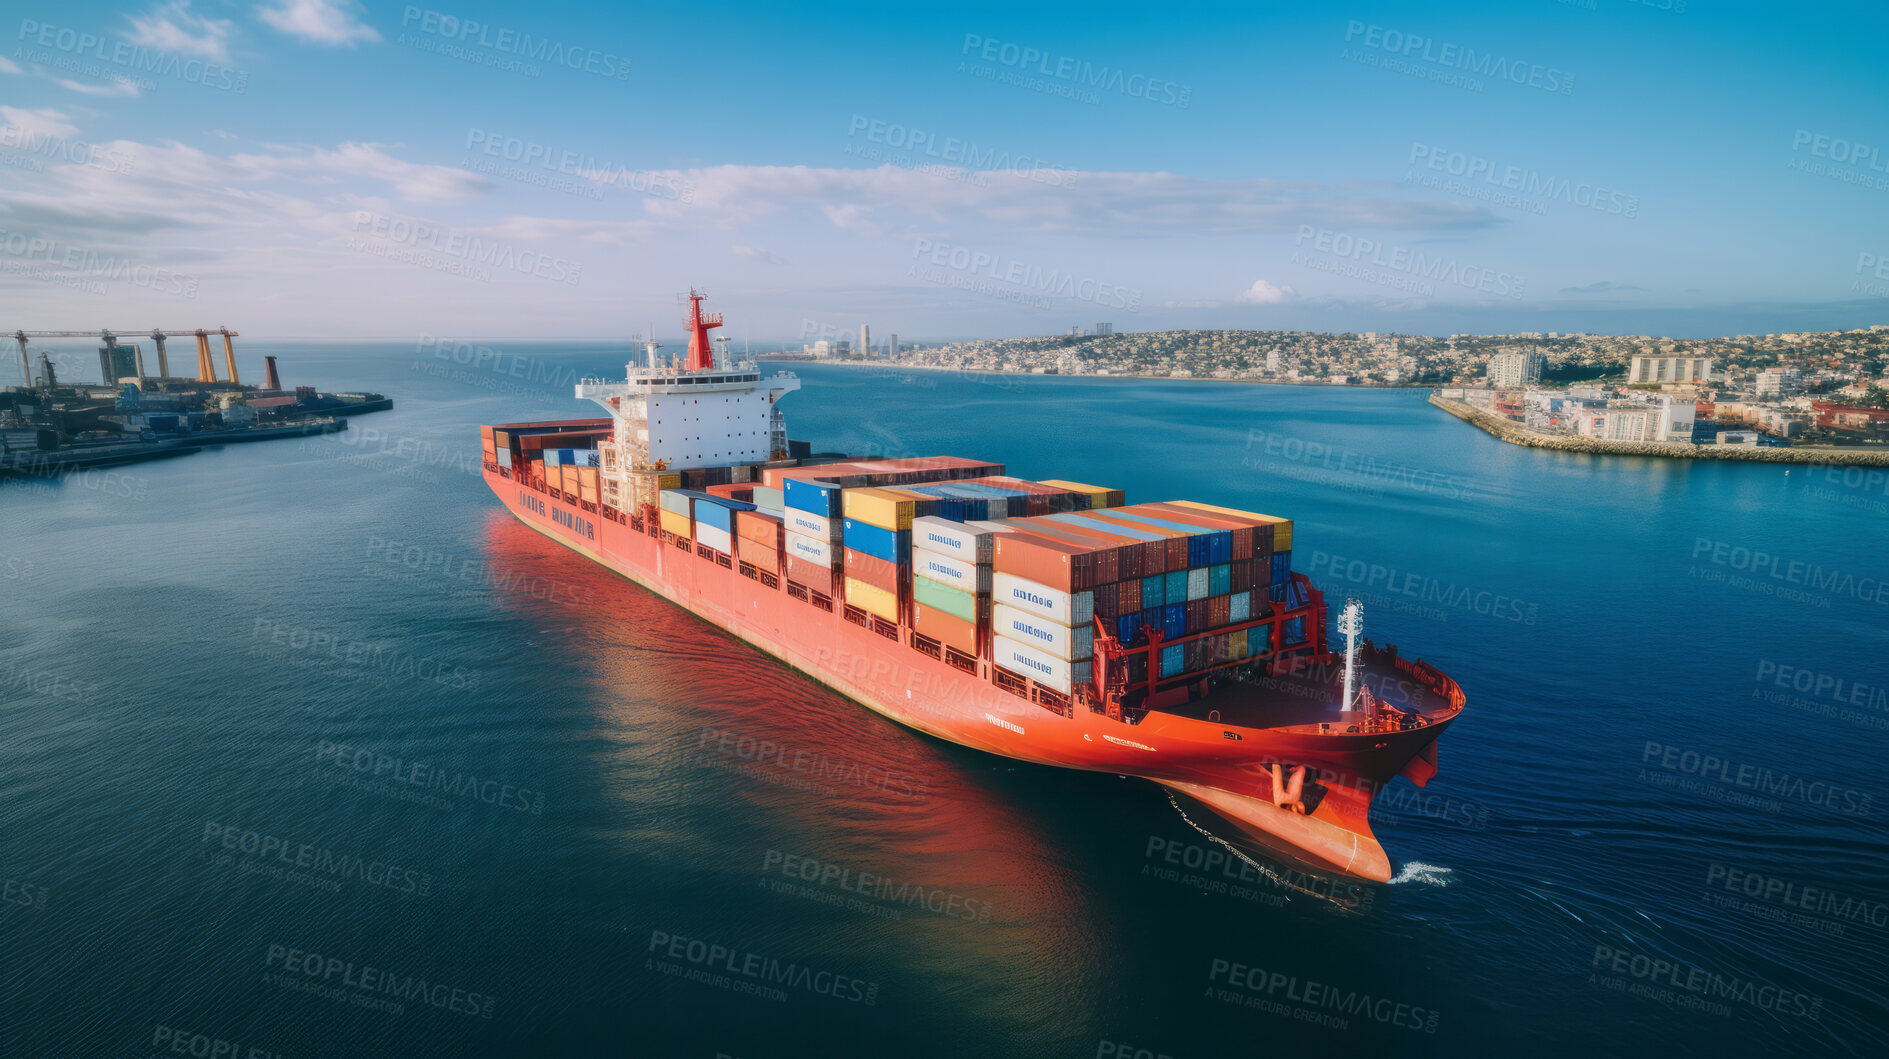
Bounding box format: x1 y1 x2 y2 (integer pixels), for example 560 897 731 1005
2 1 1887 349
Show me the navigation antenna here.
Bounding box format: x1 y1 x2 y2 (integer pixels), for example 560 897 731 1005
1338 599 1363 714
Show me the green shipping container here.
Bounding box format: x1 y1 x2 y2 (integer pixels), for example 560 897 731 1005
913 574 978 624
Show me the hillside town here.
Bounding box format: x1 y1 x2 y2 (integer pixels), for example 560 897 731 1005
815 325 1889 446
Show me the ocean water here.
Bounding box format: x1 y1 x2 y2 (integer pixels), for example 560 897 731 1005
3 346 1885 1057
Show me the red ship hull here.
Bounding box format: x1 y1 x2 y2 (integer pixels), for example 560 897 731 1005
486 468 1460 881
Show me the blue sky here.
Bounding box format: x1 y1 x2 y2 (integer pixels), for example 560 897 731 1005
2 0 1887 349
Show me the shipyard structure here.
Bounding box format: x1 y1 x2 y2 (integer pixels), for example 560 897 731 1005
2 327 390 475
482 293 1465 881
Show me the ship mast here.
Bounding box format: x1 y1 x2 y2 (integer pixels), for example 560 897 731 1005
1338 598 1362 713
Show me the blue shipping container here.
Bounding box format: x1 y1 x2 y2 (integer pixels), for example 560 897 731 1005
1141 574 1165 608
1161 603 1186 640
1115 613 1144 646
1247 624 1270 656
784 478 843 517
1283 616 1307 646
843 519 907 563
1164 570 1188 606
1271 550 1291 585
1209 564 1231 596
690 495 756 532
1160 644 1185 678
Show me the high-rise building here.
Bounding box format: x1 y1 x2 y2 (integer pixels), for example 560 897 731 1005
860 324 871 359
1628 354 1713 385
887 333 899 357
1755 368 1803 398
1486 351 1543 388
1095 322 1113 336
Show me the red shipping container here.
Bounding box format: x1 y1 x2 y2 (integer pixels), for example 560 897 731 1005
738 535 779 573
1091 581 1120 620
991 530 1100 593
843 549 904 596
1229 560 1253 593
1138 502 1265 559
707 483 755 503
1119 576 1141 613
1185 599 1210 634
785 554 836 594
1208 594 1231 628
735 509 781 545
913 602 980 655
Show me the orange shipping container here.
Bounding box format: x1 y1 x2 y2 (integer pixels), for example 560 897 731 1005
737 535 779 573
735 509 781 545
912 602 980 655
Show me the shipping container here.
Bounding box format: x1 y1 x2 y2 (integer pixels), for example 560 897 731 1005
1185 598 1209 635
1141 574 1166 608
735 509 781 545
695 522 733 554
737 535 779 573
784 478 843 517
1158 603 1186 641
912 602 980 655
1160 643 1185 678
1272 550 1291 586
911 550 989 593
991 571 1094 626
992 603 1094 662
1247 623 1273 656
1168 500 1293 551
659 508 691 537
843 486 937 530
990 634 1084 695
750 485 783 510
1036 479 1126 508
1111 612 1145 646
845 577 900 622
990 530 1103 594
843 549 903 596
910 515 999 562
706 483 755 502
1186 566 1210 601
784 508 844 541
658 489 692 516
912 573 979 624
786 554 836 594
784 531 834 566
842 519 908 564
1230 591 1252 623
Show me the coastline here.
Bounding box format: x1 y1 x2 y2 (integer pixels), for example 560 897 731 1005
787 359 1437 390
1428 395 1889 467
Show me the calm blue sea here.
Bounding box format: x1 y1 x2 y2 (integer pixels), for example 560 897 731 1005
2 346 1885 1057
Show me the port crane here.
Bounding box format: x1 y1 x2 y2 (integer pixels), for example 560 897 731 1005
10 328 242 386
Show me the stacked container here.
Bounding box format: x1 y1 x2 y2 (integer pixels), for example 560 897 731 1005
657 489 693 538
782 478 844 594
735 509 783 573
841 486 925 623
686 491 755 555
909 516 1005 655
988 530 1103 695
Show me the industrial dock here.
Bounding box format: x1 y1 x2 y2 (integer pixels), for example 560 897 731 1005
1 327 391 480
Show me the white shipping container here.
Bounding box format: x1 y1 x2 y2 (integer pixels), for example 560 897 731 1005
694 522 732 554
992 603 1093 662
912 550 991 592
912 515 994 562
991 571 1094 626
658 489 692 515
1186 566 1210 601
1230 590 1251 623
784 508 844 541
784 530 833 565
990 634 1079 695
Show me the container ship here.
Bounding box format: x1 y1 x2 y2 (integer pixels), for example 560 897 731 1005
480 292 1465 881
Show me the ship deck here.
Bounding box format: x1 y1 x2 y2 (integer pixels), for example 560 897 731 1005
1157 649 1456 735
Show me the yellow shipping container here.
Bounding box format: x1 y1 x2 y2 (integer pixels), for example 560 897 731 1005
1038 479 1118 508
659 508 692 537
655 473 682 489
1170 500 1292 551
1227 631 1249 661
845 576 901 622
843 486 921 530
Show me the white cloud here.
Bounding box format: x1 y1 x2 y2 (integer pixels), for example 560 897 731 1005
1236 279 1297 304
124 2 235 64
732 244 789 266
0 57 23 75
303 142 490 202
51 75 142 98
256 0 382 46
0 107 82 143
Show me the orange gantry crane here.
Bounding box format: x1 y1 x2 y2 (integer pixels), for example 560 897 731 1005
10 327 240 386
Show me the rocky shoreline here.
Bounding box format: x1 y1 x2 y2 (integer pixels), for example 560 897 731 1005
1428 395 1889 467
